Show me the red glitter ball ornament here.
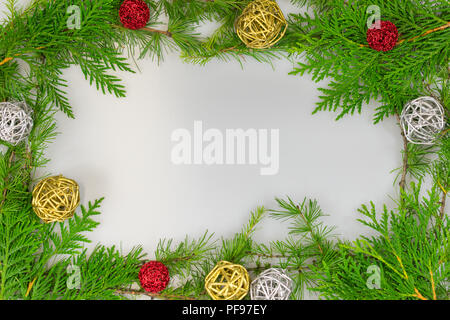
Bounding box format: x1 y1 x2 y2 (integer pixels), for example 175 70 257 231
119 0 150 30
138 261 170 293
366 20 398 52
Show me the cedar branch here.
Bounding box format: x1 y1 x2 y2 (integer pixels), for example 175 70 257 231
396 113 408 191
359 21 450 48
115 289 197 300
0 151 15 213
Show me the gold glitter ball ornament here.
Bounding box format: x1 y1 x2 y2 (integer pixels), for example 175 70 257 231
32 175 80 223
235 0 288 49
205 261 250 300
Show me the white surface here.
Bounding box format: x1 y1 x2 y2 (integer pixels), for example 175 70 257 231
4 1 404 270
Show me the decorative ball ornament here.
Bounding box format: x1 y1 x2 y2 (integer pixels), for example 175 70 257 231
0 101 33 146
205 261 250 300
366 20 398 51
119 0 150 30
235 0 288 49
400 96 445 145
250 268 293 300
32 175 80 223
138 261 170 293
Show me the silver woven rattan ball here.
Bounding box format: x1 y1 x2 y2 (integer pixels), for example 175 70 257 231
400 96 445 145
0 101 33 145
250 268 293 300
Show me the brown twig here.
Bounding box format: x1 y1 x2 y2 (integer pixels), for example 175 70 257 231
221 46 237 53
246 251 286 259
397 22 450 45
438 181 447 220
115 289 197 300
359 21 450 48
0 46 46 67
396 113 408 191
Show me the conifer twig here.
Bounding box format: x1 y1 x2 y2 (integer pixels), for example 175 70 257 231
247 251 286 259
111 24 172 37
359 21 450 48
397 22 450 44
247 265 312 273
0 151 15 213
396 113 408 191
296 204 324 255
0 46 46 66
429 267 437 300
413 288 428 300
142 27 172 37
0 57 13 67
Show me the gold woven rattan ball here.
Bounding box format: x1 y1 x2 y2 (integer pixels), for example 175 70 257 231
205 261 250 300
32 175 80 223
235 0 288 49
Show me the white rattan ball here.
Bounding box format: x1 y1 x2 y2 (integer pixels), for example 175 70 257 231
0 101 33 145
400 96 445 145
250 268 293 300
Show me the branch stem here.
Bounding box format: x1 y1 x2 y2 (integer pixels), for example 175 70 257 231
110 24 172 37
142 27 172 37
360 21 450 48
0 151 15 213
297 205 323 255
397 22 450 44
115 289 197 300
247 252 286 259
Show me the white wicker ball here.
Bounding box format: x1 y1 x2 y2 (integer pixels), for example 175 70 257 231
0 101 33 145
400 96 445 145
250 268 293 300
